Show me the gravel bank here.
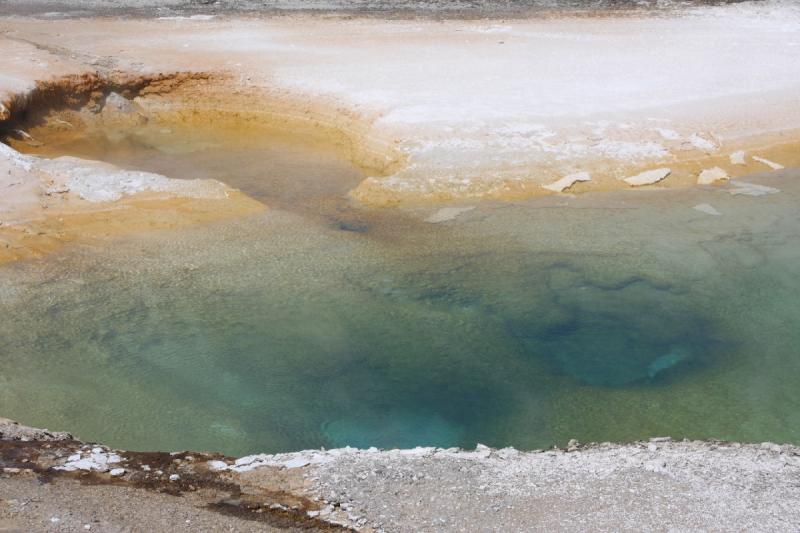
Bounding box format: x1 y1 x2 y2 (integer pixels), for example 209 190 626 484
2 418 799 531
310 442 800 531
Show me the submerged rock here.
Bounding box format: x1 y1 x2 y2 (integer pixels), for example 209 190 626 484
101 92 146 124
337 219 370 232
647 347 691 379
693 203 722 216
728 181 780 196
425 206 475 223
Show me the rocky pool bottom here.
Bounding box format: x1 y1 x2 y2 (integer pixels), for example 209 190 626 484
1 119 800 458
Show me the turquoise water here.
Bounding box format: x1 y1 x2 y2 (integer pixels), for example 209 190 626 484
2 128 800 455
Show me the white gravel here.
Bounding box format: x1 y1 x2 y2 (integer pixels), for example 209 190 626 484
302 440 800 531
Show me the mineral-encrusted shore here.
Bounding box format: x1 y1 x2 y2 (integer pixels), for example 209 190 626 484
2 0 800 260
2 417 799 531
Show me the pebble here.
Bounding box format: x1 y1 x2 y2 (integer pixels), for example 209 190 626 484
110 468 126 477
169 474 180 482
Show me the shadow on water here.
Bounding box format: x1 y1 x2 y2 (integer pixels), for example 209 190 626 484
311 248 733 450
504 261 726 387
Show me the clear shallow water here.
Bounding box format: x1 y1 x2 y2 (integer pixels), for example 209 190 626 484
2 125 800 455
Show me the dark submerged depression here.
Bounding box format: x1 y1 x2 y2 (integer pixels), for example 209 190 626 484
1 122 799 456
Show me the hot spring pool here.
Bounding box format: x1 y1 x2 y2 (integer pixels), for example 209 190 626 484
2 119 799 456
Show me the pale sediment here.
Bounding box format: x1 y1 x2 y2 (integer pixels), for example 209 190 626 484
2 417 799 531
2 3 800 212
0 130 266 264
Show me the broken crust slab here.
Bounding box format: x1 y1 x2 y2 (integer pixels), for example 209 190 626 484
3 414 800 532
542 171 591 193
752 156 784 171
697 167 729 185
623 168 671 187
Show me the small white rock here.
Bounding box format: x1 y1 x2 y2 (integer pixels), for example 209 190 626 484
109 468 126 477
697 167 729 185
624 168 671 186
474 444 492 458
644 459 668 473
169 474 180 482
207 460 229 471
